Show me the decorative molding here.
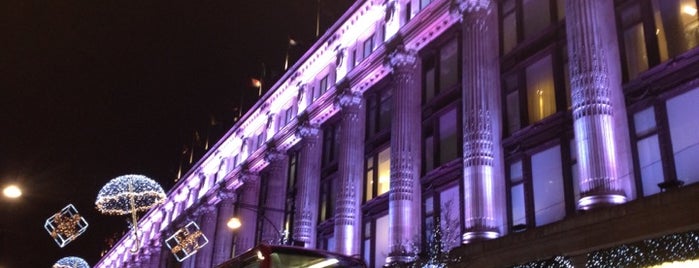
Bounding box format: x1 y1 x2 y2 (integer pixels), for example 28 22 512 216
388 45 417 70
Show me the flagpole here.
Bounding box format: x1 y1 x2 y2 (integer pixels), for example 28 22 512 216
315 0 320 37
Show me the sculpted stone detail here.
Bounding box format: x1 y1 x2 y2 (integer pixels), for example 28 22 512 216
296 124 320 139
463 109 494 167
388 46 417 70
452 0 494 15
336 91 363 109
389 155 414 201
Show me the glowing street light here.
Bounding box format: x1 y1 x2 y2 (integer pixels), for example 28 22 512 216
2 185 22 199
227 217 242 230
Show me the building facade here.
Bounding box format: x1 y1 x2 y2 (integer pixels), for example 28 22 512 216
95 0 699 267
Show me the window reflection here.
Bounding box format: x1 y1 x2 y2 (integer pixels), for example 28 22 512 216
653 0 699 61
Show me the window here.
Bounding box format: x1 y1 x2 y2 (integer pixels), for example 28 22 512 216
438 186 461 250
363 35 375 60
507 144 571 230
500 0 562 55
319 75 329 96
420 0 432 10
284 152 299 241
618 0 699 80
322 123 340 167
424 107 461 173
632 107 665 196
504 52 565 135
361 215 389 268
423 38 460 103
366 87 392 138
666 87 699 186
319 176 336 222
365 147 391 201
526 54 556 123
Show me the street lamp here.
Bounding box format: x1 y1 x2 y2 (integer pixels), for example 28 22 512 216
226 203 287 245
2 185 21 199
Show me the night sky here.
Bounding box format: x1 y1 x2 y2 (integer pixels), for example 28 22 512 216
0 0 353 266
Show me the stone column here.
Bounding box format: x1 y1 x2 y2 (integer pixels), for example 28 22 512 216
386 45 421 264
212 190 236 266
235 172 261 255
293 124 323 248
333 90 366 256
456 0 506 243
261 150 289 244
194 205 217 268
566 0 628 210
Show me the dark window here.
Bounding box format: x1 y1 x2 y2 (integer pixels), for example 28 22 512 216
423 106 461 173
366 87 392 138
283 151 299 242
423 38 460 104
499 0 564 55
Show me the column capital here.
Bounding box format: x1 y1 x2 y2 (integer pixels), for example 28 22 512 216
335 91 363 109
388 45 417 70
216 188 237 202
296 123 320 138
240 171 260 184
264 149 286 163
451 0 494 15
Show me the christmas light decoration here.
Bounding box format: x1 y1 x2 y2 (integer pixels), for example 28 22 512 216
165 221 209 262
43 204 88 248
587 231 699 267
511 256 573 268
53 256 90 268
95 174 166 252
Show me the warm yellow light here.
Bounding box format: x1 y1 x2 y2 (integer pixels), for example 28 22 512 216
3 185 22 199
649 259 699 267
227 217 242 230
682 5 697 16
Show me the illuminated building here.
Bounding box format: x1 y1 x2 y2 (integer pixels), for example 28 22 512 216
95 0 699 267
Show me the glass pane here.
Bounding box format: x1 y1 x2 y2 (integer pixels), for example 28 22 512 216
667 87 699 186
367 97 377 135
439 108 459 165
424 135 434 173
375 216 389 268
523 0 551 39
378 148 391 196
424 67 436 102
379 92 392 131
420 0 431 10
624 23 649 79
425 196 434 214
531 145 565 226
424 216 435 246
637 135 664 196
652 0 699 61
511 183 526 227
506 91 521 134
439 39 459 92
366 157 375 201
503 13 517 54
510 161 523 183
634 107 657 135
526 55 556 124
440 186 461 250
363 239 371 267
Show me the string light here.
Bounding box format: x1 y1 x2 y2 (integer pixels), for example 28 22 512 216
587 231 699 267
44 204 89 248
165 221 209 262
512 256 573 268
95 174 166 215
53 256 90 268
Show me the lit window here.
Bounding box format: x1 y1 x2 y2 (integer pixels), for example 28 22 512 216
526 54 556 124
377 148 391 196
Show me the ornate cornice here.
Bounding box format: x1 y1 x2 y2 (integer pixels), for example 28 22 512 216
451 0 494 15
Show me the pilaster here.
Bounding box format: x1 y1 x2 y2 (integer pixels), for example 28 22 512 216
193 205 217 268
235 171 261 255
457 0 506 243
212 190 236 266
386 45 422 264
333 90 366 256
261 150 289 244
293 124 323 248
566 0 628 210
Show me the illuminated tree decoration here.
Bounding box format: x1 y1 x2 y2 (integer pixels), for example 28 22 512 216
53 256 90 268
43 204 89 248
165 221 209 262
95 174 166 252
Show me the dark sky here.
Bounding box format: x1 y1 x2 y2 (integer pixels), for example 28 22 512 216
0 0 353 267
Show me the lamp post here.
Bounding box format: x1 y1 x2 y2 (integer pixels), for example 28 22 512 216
227 203 286 245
